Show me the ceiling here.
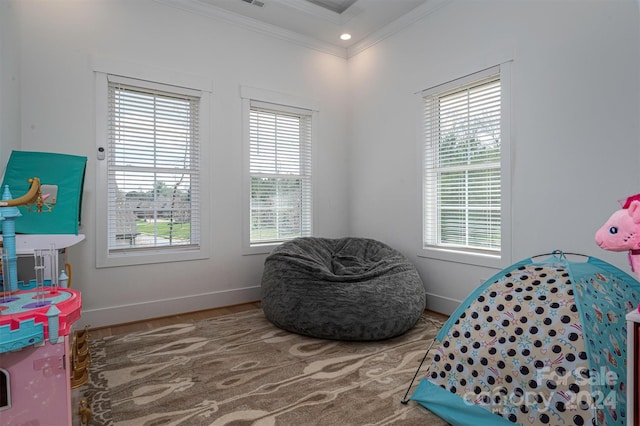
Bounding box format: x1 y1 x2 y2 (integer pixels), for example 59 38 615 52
155 0 447 58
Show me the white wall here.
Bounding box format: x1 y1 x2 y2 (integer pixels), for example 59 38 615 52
0 0 20 175
348 0 640 314
14 0 349 327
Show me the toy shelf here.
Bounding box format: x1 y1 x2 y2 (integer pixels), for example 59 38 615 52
0 234 85 255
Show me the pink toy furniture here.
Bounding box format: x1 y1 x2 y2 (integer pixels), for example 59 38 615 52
0 287 81 426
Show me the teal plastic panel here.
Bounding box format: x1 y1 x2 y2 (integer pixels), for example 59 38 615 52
1 151 87 234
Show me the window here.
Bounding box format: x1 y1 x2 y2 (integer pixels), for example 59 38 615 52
421 65 511 267
107 77 200 253
241 87 317 253
95 67 211 267
249 102 312 245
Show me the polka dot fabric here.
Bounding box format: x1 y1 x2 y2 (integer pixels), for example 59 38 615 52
572 266 638 425
412 255 640 426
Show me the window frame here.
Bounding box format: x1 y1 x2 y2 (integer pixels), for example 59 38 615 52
240 86 318 255
94 57 211 268
418 62 512 269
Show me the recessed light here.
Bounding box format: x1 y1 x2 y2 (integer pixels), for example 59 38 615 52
340 33 352 41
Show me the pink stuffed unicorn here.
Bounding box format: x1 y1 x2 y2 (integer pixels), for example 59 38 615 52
595 194 640 281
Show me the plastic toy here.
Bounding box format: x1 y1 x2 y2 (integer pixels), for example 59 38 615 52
0 178 83 425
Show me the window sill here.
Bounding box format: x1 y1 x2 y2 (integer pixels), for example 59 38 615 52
418 246 507 270
242 243 279 256
96 247 209 268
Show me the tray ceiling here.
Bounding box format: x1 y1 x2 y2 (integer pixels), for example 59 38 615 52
156 0 448 58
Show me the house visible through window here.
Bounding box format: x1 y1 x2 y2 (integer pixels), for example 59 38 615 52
106 76 201 255
422 66 505 258
248 101 313 246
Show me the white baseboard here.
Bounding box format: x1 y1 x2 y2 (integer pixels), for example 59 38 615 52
77 286 261 329
425 292 462 316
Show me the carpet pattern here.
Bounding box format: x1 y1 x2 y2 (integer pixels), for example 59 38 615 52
79 309 448 425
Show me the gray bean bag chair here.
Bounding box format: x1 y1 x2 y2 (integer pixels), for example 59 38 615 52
261 237 426 341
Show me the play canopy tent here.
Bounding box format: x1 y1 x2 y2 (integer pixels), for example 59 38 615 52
408 251 640 426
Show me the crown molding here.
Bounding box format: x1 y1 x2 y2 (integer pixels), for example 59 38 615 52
347 0 452 58
154 0 348 58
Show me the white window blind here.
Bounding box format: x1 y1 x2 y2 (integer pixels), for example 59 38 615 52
423 69 502 254
249 101 312 245
107 76 201 254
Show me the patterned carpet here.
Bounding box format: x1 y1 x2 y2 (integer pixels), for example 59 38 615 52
78 309 448 425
